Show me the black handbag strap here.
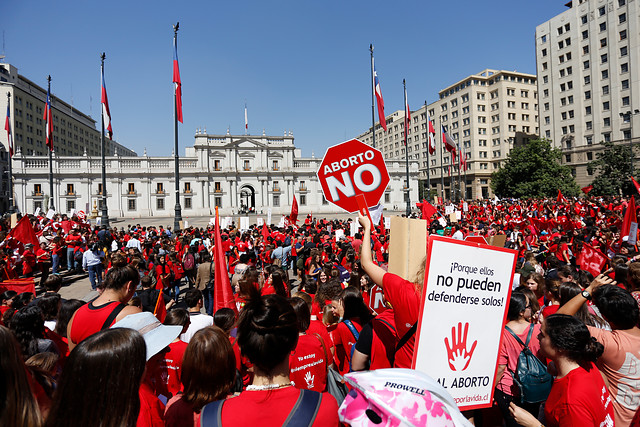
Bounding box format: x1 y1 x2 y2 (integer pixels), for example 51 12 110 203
395 322 417 353
283 389 322 427
101 302 127 330
504 324 534 349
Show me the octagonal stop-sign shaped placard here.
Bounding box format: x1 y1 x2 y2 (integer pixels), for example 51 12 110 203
317 139 390 213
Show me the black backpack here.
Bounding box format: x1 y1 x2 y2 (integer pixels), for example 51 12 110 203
505 325 553 404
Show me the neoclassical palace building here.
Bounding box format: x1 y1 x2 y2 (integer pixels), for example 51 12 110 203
12 131 419 218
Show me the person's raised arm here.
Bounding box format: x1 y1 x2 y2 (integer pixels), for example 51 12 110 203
358 214 386 287
557 273 614 316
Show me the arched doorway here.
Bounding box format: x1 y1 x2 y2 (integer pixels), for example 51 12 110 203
239 185 256 214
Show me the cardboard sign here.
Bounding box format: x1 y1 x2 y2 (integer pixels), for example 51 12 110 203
388 216 428 281
267 208 272 225
413 236 516 410
257 218 264 227
240 217 250 231
367 284 388 315
10 213 18 228
449 213 458 223
34 207 41 217
630 222 638 246
223 217 232 229
445 205 454 215
335 229 345 241
455 211 462 221
184 220 189 229
46 209 55 220
487 235 507 248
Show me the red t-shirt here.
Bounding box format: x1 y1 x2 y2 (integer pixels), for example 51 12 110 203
542 304 560 319
307 319 334 354
220 387 339 427
382 273 421 368
137 382 165 427
331 319 362 375
153 340 188 400
290 334 328 392
69 301 125 346
544 362 615 427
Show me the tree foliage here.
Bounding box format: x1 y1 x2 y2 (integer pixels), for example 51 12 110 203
587 141 635 196
491 138 579 198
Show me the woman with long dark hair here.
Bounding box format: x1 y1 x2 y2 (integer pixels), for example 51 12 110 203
261 267 288 298
199 289 338 426
45 328 146 427
510 314 614 426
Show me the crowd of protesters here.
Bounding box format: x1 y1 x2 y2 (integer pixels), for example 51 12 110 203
3 194 640 425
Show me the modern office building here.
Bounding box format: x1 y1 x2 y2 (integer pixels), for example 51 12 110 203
0 62 136 158
357 69 538 200
535 0 639 186
12 131 418 218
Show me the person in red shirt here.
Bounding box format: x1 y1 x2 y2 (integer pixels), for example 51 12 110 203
358 214 422 369
21 244 37 277
150 309 190 401
510 314 614 427
289 297 328 392
200 289 339 426
65 229 82 272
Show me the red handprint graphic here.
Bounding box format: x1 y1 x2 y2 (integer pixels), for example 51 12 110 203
444 322 477 371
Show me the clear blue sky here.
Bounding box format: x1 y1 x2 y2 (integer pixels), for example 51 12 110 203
2 0 568 157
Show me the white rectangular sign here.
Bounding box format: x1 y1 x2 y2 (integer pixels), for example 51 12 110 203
630 222 638 246
240 217 250 231
267 208 272 226
384 217 391 229
413 236 516 411
350 220 358 237
334 229 345 241
257 218 264 227
445 205 454 215
463 202 469 212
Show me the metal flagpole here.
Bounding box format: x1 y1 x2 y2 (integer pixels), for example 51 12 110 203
100 53 110 228
404 79 410 216
173 22 182 232
6 92 15 213
425 101 430 199
46 75 54 211
439 117 445 202
457 140 462 203
370 44 376 149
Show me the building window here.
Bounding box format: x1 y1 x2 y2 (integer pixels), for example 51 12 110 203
66 184 74 195
599 6 606 16
66 200 75 212
619 13 627 23
582 30 588 40
604 133 611 142
273 195 280 207
184 197 192 209
128 199 136 211
184 182 191 194
583 60 590 70
214 160 221 171
243 160 250 171
272 160 279 171
600 22 607 32
604 117 611 127
214 182 221 192
33 184 42 196
601 53 608 64
157 198 165 210
602 70 609 79
214 197 222 208
603 101 610 110
603 85 609 95
620 30 627 40
128 183 135 194
581 15 588 24
300 195 306 206
621 46 628 57
622 79 629 90
585 90 591 99
156 183 164 194
621 63 629 73
623 96 630 106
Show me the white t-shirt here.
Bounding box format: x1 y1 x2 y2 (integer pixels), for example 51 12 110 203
180 312 213 343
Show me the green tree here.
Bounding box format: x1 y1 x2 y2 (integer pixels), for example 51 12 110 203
491 138 579 198
587 141 635 195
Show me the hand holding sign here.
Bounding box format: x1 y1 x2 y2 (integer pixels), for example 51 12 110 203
444 322 477 372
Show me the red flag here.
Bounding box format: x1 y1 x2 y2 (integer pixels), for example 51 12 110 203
576 243 607 277
261 223 270 241
5 102 13 157
290 195 299 224
632 177 640 196
43 86 53 151
373 61 386 131
214 207 236 314
442 125 457 160
10 216 39 247
153 290 167 323
581 185 594 194
101 66 113 139
621 196 637 237
556 190 567 204
416 199 437 220
427 109 436 155
173 35 183 123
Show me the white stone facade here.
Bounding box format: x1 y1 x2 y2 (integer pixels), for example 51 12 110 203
12 132 419 218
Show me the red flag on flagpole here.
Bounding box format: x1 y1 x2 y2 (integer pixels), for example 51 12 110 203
43 86 53 151
261 223 270 241
556 190 567 204
416 199 437 220
373 60 386 131
101 66 113 139
632 177 640 196
173 32 183 123
5 102 13 157
153 290 167 323
442 125 457 160
214 207 236 314
427 109 436 155
290 195 299 224
10 216 39 247
621 196 637 238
